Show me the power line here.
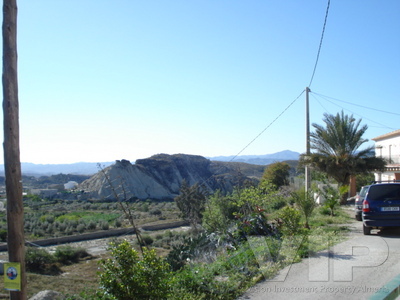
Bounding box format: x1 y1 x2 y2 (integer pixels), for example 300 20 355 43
310 92 330 112
174 90 305 199
228 90 305 162
310 92 397 131
312 91 400 116
308 0 331 88
219 1 331 164
229 0 331 160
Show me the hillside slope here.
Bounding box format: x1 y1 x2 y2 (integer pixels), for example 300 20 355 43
79 154 264 200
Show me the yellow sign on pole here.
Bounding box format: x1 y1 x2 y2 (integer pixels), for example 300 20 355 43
4 262 21 291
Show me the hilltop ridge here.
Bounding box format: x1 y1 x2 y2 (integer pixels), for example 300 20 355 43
79 154 262 200
0 150 300 176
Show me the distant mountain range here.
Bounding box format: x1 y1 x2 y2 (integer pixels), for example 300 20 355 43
0 150 300 176
0 162 114 176
209 150 300 165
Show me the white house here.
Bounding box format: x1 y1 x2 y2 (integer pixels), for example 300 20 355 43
372 129 400 181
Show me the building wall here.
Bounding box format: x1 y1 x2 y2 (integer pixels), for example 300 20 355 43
375 172 398 182
375 135 400 164
373 130 400 181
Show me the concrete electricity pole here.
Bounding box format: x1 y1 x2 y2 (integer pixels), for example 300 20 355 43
305 87 311 192
2 0 26 299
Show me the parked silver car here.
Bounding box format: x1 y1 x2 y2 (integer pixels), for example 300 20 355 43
355 185 369 221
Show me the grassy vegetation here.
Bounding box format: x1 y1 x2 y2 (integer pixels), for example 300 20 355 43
0 199 181 242
54 211 120 223
0 185 355 299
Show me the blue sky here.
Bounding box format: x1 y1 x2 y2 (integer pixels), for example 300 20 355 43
2 0 399 164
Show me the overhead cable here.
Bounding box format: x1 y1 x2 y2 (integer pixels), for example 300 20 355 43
230 0 331 160
308 0 331 87
312 91 400 116
311 92 397 130
228 90 305 162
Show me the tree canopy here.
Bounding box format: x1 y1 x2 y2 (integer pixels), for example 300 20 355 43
300 111 386 197
261 162 291 189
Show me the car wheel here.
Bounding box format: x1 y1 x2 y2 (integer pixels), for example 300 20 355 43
355 214 362 221
363 224 371 235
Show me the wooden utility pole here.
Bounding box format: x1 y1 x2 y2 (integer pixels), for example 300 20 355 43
305 87 311 192
2 0 26 299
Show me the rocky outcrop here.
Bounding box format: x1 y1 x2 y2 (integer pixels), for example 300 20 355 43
79 154 260 200
29 290 64 300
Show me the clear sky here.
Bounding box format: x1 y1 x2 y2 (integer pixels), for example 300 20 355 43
1 0 399 164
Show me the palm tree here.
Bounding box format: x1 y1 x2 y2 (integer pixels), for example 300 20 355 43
300 111 386 203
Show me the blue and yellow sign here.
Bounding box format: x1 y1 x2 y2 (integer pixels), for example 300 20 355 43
4 262 21 291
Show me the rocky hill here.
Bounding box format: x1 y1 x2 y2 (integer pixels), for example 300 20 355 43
79 154 265 200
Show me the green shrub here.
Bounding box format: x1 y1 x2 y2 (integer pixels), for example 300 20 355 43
318 206 331 216
54 246 90 265
46 224 54 234
139 203 149 212
98 240 173 299
100 203 109 210
32 229 45 237
234 208 279 239
58 222 67 232
101 221 109 230
69 219 78 228
83 203 91 210
77 224 86 233
150 208 162 216
267 196 287 211
141 235 154 246
114 219 122 228
276 206 303 236
172 249 254 300
295 234 314 259
25 247 61 275
39 214 55 223
87 221 97 230
291 189 317 229
0 229 7 242
66 226 74 235
202 192 237 234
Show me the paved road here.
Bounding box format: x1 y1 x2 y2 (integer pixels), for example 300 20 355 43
238 220 400 300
